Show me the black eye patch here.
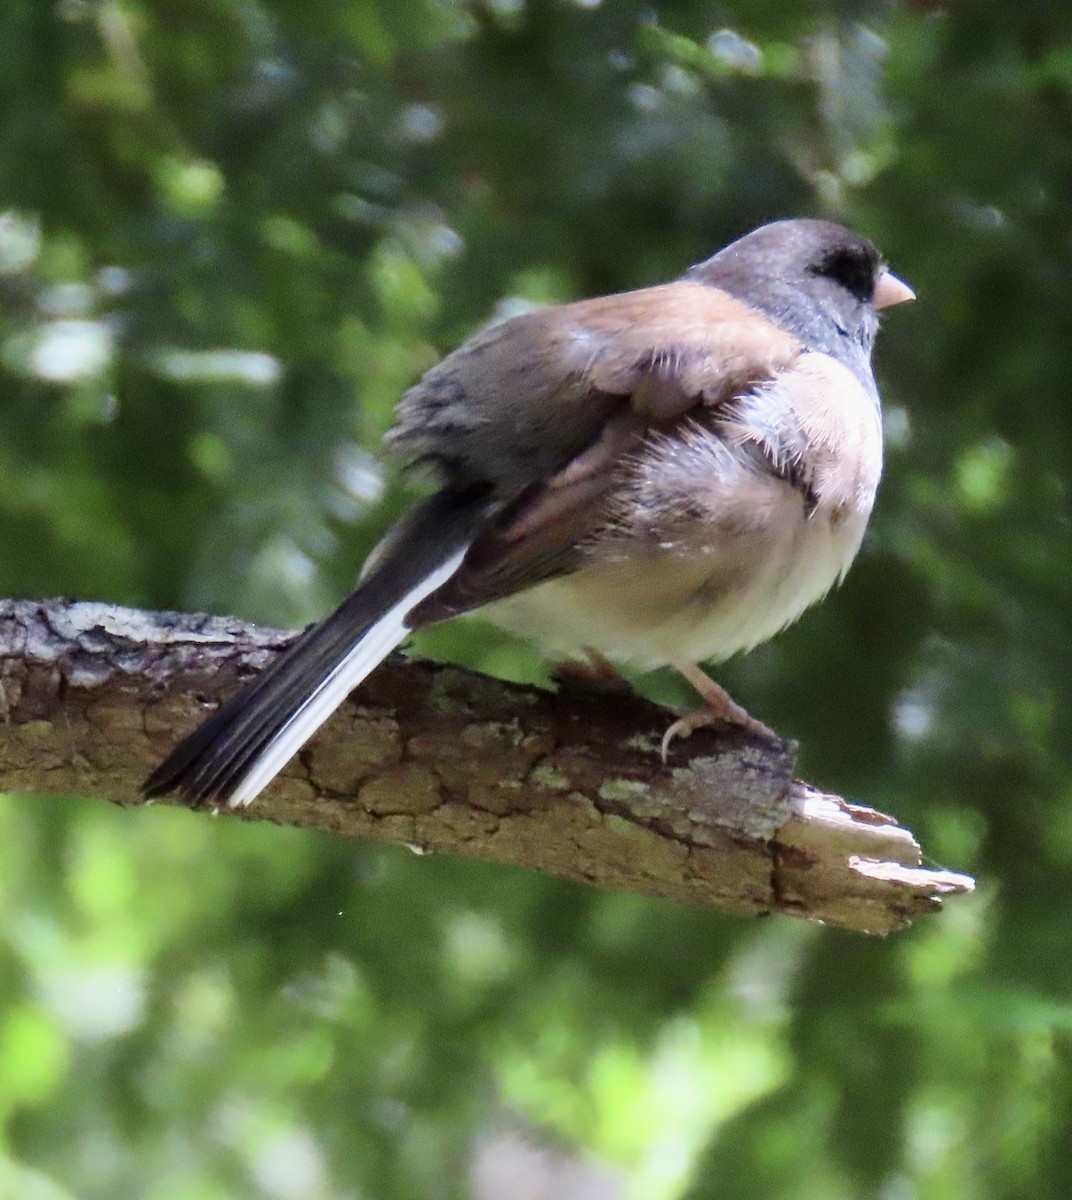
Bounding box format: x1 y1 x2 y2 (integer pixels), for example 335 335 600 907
812 245 879 302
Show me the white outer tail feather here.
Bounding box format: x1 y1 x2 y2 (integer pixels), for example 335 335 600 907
227 547 469 808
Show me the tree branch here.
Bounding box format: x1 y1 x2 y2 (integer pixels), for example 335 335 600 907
0 599 972 934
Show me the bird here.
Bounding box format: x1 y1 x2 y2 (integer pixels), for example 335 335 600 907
144 217 914 809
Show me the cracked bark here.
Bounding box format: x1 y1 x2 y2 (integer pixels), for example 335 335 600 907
0 598 973 934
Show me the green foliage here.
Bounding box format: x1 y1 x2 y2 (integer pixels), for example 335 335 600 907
2 1 1071 1196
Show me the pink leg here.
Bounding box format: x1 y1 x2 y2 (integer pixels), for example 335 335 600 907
553 647 629 690
661 663 778 760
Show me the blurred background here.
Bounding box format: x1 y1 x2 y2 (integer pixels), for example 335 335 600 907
2 1 1071 1197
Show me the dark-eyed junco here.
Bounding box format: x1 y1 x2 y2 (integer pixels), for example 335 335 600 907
145 218 913 808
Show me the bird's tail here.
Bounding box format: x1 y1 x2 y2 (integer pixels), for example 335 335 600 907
143 486 492 808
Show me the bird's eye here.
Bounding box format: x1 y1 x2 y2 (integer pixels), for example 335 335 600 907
814 246 877 303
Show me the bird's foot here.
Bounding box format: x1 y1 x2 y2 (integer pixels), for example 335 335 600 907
661 664 778 761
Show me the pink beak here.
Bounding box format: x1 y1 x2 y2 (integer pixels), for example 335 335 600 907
874 269 916 310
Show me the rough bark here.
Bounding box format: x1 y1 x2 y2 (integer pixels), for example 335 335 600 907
0 599 973 934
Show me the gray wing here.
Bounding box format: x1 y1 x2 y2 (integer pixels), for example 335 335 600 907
389 282 802 625
386 281 800 488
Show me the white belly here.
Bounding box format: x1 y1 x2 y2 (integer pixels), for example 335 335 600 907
481 477 869 669
480 352 882 670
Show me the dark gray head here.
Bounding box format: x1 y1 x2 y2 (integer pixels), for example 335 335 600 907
687 218 913 394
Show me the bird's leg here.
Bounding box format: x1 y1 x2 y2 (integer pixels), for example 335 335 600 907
553 647 630 691
661 662 778 760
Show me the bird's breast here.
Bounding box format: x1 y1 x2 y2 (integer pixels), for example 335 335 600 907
481 478 869 668
481 355 882 668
